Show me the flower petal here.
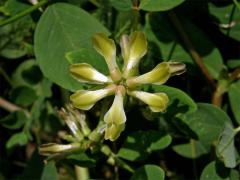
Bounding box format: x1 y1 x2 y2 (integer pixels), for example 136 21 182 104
70 63 112 84
122 31 147 77
126 62 186 88
70 86 115 110
168 61 186 76
120 34 130 63
126 62 170 88
39 143 80 156
92 33 121 81
104 123 125 141
128 91 169 112
104 92 126 125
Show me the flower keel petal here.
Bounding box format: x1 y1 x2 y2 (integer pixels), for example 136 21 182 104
126 62 171 88
104 123 125 141
123 31 147 77
104 92 126 125
92 33 121 81
70 86 115 110
70 63 112 84
128 91 169 112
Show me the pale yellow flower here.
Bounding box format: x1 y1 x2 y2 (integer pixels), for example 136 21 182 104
69 31 186 141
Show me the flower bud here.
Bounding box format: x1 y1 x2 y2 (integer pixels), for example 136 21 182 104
39 143 80 156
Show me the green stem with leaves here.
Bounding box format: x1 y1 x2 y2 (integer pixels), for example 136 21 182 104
0 0 48 27
233 0 240 10
168 11 215 88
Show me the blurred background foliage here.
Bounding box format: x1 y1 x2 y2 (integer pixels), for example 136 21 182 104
0 0 240 179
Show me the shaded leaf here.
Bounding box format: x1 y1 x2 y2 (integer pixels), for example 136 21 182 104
0 110 28 129
139 0 185 12
130 165 165 180
41 161 58 180
228 80 240 124
64 152 97 168
173 139 209 159
182 103 231 146
216 122 237 168
209 3 240 41
10 86 38 106
110 0 132 11
20 151 44 180
200 161 230 180
6 132 28 149
118 130 171 161
144 13 223 79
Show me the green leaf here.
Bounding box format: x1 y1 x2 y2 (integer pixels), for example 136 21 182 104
110 0 132 11
66 48 109 75
0 110 28 129
130 165 165 180
118 130 171 161
228 80 240 124
182 103 231 145
227 59 240 69
209 3 240 41
21 65 43 85
200 161 230 180
6 132 28 149
12 59 40 87
216 122 237 168
0 13 33 59
10 86 38 106
173 139 209 159
34 3 109 91
20 151 44 180
64 152 97 168
1 0 31 16
139 0 185 12
144 13 223 79
41 161 58 180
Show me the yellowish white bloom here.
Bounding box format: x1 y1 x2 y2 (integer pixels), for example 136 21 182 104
128 91 169 112
70 85 115 110
70 31 186 141
70 63 112 84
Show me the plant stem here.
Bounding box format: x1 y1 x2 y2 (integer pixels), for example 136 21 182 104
230 68 240 81
0 0 48 27
0 97 22 112
75 166 89 180
190 139 198 179
0 66 13 86
101 145 135 173
234 126 240 134
233 0 240 11
168 11 215 88
212 87 224 107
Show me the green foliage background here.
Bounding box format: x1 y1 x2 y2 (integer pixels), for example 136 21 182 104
0 0 240 179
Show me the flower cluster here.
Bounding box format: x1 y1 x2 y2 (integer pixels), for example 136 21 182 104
69 32 185 141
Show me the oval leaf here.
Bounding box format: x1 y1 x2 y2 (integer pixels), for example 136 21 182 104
228 80 240 125
139 0 185 12
130 165 165 180
34 3 109 91
118 130 171 161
